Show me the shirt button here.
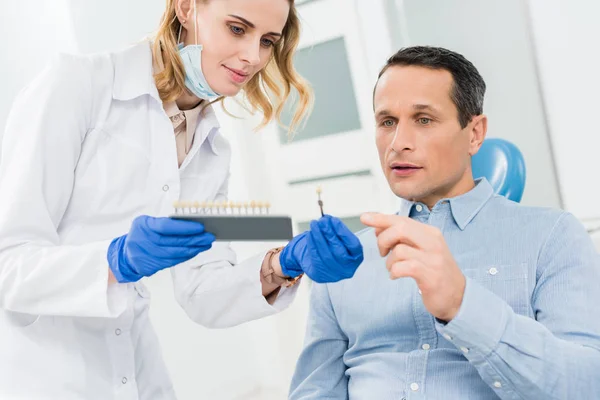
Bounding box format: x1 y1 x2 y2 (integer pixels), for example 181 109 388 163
415 204 423 212
422 344 431 350
162 185 170 192
122 377 128 384
494 381 502 388
488 267 499 275
460 346 469 353
410 382 419 391
443 333 453 341
418 289 422 295
115 329 122 336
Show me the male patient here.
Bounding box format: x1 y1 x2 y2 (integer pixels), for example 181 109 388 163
289 46 600 399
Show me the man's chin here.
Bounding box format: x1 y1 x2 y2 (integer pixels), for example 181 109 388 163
389 184 429 203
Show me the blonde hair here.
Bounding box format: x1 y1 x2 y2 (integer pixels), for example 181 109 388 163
153 0 313 135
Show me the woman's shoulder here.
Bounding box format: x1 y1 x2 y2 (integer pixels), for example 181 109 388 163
46 41 151 81
41 49 113 91
39 41 154 106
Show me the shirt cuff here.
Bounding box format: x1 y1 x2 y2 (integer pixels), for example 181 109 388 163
85 239 128 318
435 277 511 362
106 283 129 317
269 282 301 311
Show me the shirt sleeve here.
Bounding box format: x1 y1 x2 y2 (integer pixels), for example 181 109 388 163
436 212 600 399
0 54 128 318
289 282 349 399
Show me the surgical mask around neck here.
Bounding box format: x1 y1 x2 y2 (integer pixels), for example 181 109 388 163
177 2 220 101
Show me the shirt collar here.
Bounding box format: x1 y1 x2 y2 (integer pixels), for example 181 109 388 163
447 178 494 230
195 105 221 155
400 178 494 230
164 101 200 153
112 41 161 103
164 100 221 156
116 41 221 155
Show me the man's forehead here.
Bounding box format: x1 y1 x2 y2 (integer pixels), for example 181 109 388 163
374 66 454 110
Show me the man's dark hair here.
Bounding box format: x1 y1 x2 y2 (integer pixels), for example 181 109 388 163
375 46 486 128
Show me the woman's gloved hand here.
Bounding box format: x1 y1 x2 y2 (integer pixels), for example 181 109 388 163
107 215 215 283
280 215 364 283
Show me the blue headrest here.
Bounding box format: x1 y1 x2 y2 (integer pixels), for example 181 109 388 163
472 138 526 202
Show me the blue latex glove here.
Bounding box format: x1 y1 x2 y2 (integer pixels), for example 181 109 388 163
107 215 215 283
280 215 364 283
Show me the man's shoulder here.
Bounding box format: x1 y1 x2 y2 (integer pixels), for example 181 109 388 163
481 195 569 230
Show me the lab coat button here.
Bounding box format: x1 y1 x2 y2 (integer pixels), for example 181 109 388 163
162 185 170 192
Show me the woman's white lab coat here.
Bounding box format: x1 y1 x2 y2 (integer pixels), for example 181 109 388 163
0 41 297 400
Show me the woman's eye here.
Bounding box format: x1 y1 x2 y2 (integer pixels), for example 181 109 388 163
261 38 274 47
229 25 244 35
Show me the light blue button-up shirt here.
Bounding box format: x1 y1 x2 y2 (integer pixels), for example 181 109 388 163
290 179 600 399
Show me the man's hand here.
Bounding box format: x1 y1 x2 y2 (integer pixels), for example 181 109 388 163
360 212 465 322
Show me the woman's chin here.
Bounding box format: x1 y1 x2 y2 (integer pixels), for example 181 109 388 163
211 85 240 98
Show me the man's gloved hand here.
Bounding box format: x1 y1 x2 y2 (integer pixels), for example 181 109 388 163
280 215 364 283
107 215 215 283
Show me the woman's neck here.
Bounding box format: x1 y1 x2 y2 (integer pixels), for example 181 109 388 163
156 47 202 111
175 92 203 110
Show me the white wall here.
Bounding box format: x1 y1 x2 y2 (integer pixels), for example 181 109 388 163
527 0 600 223
66 0 164 53
0 0 77 155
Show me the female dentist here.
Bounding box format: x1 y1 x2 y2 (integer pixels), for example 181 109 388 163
0 0 364 398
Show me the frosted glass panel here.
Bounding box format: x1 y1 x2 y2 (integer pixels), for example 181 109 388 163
279 37 362 143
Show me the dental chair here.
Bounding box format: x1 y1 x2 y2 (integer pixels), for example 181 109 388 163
472 138 526 203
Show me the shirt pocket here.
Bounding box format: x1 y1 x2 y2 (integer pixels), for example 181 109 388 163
462 263 532 317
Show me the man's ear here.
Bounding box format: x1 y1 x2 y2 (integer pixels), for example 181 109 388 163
468 114 487 156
